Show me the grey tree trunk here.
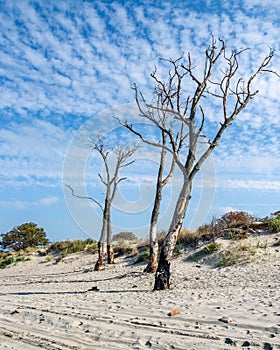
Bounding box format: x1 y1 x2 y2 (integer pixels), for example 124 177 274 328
94 241 105 271
144 222 159 273
94 199 109 271
154 180 191 290
144 163 164 272
107 207 114 264
144 133 174 273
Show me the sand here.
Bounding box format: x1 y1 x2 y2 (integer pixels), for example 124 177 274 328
0 231 279 349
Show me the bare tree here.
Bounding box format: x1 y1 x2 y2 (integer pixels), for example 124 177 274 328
116 70 188 272
125 37 278 289
66 136 137 271
143 133 174 273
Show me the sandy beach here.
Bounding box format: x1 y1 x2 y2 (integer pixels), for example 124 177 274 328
0 231 279 350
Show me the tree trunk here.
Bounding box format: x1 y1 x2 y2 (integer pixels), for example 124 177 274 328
107 244 114 264
144 225 158 273
144 142 166 273
106 206 114 264
94 199 108 271
94 241 105 271
154 224 182 290
154 181 191 290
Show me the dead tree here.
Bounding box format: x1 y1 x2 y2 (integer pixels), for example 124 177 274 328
126 37 278 289
66 136 137 271
116 71 187 272
143 133 174 273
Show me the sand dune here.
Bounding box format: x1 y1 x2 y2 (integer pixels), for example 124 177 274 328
0 231 279 349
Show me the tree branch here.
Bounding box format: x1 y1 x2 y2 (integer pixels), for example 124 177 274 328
65 184 103 211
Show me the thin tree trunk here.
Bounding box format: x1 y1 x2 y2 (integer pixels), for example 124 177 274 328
154 180 191 290
94 241 105 271
107 244 114 264
94 199 108 271
107 208 114 264
144 141 167 273
144 223 159 273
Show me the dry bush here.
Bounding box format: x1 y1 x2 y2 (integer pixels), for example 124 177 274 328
113 240 138 257
112 231 138 242
217 211 254 230
196 224 211 236
112 231 140 257
192 212 254 243
177 229 196 244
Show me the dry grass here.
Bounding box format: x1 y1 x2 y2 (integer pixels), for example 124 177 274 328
47 239 98 262
1 211 277 269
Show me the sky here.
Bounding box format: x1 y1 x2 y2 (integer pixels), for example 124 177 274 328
0 0 279 242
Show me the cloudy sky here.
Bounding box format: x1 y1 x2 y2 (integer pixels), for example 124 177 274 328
1 0 279 242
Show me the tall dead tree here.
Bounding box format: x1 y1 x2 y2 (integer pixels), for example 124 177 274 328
143 131 174 273
117 72 187 272
67 136 137 271
125 37 277 289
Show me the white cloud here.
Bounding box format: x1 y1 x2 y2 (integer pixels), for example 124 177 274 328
0 196 59 210
0 119 72 186
1 0 278 122
0 0 279 238
38 196 59 206
220 179 280 191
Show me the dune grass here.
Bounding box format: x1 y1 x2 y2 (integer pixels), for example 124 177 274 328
0 211 278 269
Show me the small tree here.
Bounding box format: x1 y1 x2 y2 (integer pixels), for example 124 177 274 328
126 37 278 290
67 136 137 271
0 222 49 251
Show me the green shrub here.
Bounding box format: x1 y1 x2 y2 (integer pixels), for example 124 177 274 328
227 231 236 240
47 240 69 252
269 215 280 233
48 239 98 261
135 249 150 263
218 243 255 267
256 241 268 250
173 243 185 256
0 255 15 268
203 241 221 254
37 249 47 256
187 241 221 262
239 244 256 255
0 254 30 269
66 239 87 253
85 243 98 254
219 251 240 267
45 255 52 262
1 222 49 252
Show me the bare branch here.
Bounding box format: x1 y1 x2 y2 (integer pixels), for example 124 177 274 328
65 184 103 211
98 173 107 186
162 155 176 186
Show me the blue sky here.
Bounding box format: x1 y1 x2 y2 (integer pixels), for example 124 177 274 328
0 0 279 242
